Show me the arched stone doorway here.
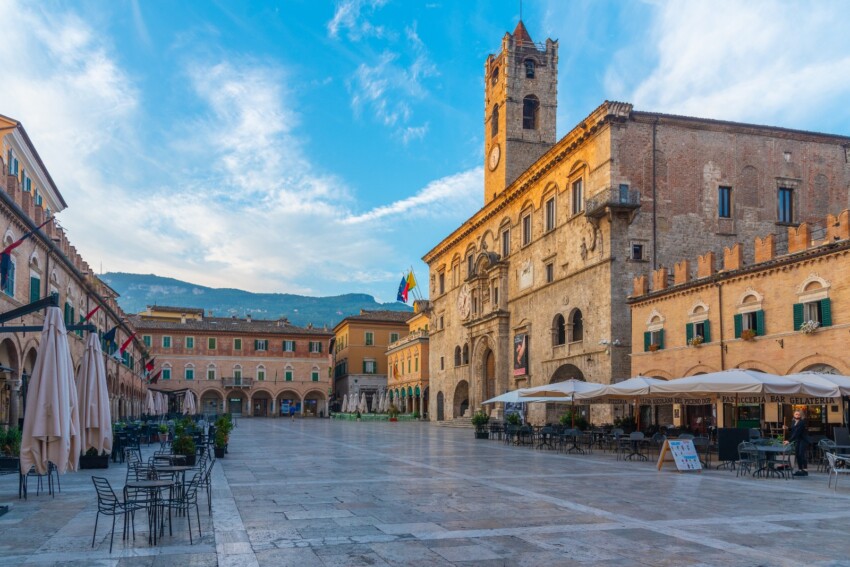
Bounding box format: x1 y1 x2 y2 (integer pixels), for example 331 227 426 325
251 390 272 417
453 380 469 418
303 390 327 417
545 364 585 424
276 390 300 417
227 391 246 416
201 390 223 415
436 391 445 421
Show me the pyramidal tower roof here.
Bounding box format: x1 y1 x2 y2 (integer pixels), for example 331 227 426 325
512 20 534 46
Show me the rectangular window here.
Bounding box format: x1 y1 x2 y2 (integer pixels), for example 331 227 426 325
207 368 216 380
234 368 242 381
718 186 732 218
778 187 793 223
439 316 444 329
365 332 374 346
439 273 445 294
285 370 293 381
493 286 499 306
742 312 757 331
143 335 152 348
501 228 510 257
162 368 171 381
3 258 14 296
311 371 319 382
803 301 823 325
258 369 265 381
440 356 445 370
254 339 268 351
234 338 242 350
467 254 474 276
571 179 584 215
208 337 217 349
631 243 645 261
522 213 531 246
389 333 399 343
185 368 194 380
363 360 377 374
309 341 323 353
185 336 194 349
162 336 172 348
544 197 556 232
415 358 419 371
545 262 554 283
283 340 295 352
29 276 40 303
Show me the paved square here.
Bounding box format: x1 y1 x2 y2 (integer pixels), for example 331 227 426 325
2 419 850 566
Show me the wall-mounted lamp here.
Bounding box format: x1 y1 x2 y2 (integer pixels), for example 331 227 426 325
776 339 784 349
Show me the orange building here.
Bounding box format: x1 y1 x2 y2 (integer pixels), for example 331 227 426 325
386 301 430 416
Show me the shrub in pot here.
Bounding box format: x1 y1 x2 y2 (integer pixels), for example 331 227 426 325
172 435 197 466
79 447 109 469
214 429 228 458
388 404 399 422
471 411 490 439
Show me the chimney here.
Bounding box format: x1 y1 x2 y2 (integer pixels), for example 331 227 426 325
788 223 811 254
697 251 716 278
754 234 775 264
631 275 648 297
246 314 252 323
180 314 186 324
652 267 669 292
825 210 850 242
723 243 743 271
673 260 691 285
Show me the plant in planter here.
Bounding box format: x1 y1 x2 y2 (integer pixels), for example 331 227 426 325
471 411 490 439
560 411 589 431
388 404 399 422
157 423 169 443
79 447 110 469
505 412 521 426
172 434 197 466
215 415 234 453
214 429 228 458
741 329 757 341
648 343 660 352
614 415 637 434
799 320 820 334
0 426 22 456
687 335 704 347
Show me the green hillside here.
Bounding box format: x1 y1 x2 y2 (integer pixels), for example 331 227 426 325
100 272 412 328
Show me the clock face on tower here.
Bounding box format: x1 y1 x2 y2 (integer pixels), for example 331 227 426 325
488 144 501 171
456 283 471 319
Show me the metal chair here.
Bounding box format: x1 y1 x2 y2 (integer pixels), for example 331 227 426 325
817 439 837 473
92 476 142 553
692 436 711 468
736 442 759 477
160 472 203 544
825 453 850 491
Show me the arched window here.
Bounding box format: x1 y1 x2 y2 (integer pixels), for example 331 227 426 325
524 59 535 79
454 346 461 367
553 314 566 346
570 309 583 342
522 95 539 130
257 364 266 381
207 364 216 380
184 363 195 380
491 104 499 138
490 66 499 86
462 344 469 365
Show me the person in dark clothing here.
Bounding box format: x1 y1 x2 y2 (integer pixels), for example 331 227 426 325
784 410 810 476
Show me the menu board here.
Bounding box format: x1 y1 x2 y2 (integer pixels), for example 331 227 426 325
657 439 703 472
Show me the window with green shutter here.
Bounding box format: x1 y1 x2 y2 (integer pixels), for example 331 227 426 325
29 276 40 303
186 337 194 349
365 332 374 346
185 368 194 380
162 336 172 348
143 335 152 347
208 337 217 349
311 371 319 382
734 313 743 338
285 370 293 381
820 298 832 327
234 338 242 350
162 368 171 380
792 303 804 330
755 310 765 336
686 323 693 344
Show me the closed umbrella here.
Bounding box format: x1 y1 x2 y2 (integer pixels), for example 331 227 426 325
76 332 112 457
185 391 197 415
146 389 156 415
342 394 348 413
359 393 367 413
20 306 81 475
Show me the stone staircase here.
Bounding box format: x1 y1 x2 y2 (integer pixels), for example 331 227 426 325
434 417 473 429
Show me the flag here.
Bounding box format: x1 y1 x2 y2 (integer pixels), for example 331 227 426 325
396 276 409 303
83 305 100 322
111 332 137 361
406 270 417 292
102 325 119 349
145 358 156 374
0 217 52 289
149 369 162 384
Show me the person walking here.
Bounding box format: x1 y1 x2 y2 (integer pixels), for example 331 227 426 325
289 405 296 422
784 410 810 476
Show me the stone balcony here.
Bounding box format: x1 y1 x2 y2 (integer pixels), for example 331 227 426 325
585 186 641 224
222 376 254 389
387 329 429 351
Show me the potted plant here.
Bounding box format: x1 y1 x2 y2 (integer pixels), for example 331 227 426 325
560 411 589 431
741 329 757 341
471 411 490 439
687 335 704 347
172 434 197 466
79 447 110 469
215 415 234 453
214 428 228 458
614 415 637 434
800 320 820 334
505 412 521 426
648 343 660 352
157 423 169 443
388 404 399 422
0 427 22 472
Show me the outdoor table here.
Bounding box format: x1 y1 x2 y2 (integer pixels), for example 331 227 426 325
153 454 187 465
154 465 194 516
125 479 173 545
623 438 649 461
560 431 585 454
832 444 850 456
753 445 793 478
535 427 556 450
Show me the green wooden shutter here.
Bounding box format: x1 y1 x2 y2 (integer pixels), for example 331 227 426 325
755 310 765 336
703 320 711 343
254 339 259 350
643 331 651 352
685 323 693 344
820 298 832 327
362 360 367 373
733 314 743 338
792 303 804 330
29 277 40 302
658 329 665 349
318 342 322 353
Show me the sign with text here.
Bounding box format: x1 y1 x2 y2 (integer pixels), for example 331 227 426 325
657 439 703 472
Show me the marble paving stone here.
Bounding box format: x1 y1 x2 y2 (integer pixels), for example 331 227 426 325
430 544 502 562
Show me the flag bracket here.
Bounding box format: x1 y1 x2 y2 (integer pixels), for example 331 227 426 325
0 294 59 325
0 323 96 333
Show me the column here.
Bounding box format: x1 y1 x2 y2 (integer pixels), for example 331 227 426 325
270 398 276 417
300 396 305 416
8 376 21 428
419 393 423 419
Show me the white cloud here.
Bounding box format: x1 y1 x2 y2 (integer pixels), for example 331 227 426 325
617 1 850 126
327 0 389 41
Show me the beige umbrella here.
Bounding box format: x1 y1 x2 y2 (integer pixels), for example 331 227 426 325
341 394 348 413
185 391 197 415
146 389 156 415
76 332 112 456
518 379 608 400
20 306 81 475
360 392 368 413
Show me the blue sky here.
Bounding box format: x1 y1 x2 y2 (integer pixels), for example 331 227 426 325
1 1 849 301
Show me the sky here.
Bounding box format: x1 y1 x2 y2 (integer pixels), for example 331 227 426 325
1 0 849 301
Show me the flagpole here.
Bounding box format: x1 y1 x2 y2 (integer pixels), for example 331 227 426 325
408 266 424 302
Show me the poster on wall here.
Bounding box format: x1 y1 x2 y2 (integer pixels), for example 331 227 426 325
514 334 528 376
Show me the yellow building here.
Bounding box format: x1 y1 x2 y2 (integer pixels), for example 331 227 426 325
629 210 850 437
332 310 410 411
386 301 430 416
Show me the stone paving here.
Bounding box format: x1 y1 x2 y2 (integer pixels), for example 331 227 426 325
2 418 850 566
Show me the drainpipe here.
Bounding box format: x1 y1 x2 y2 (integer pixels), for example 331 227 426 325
652 118 658 270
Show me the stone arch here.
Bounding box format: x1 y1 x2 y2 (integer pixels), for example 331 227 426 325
646 308 665 327
688 301 709 317
276 389 301 417
471 334 497 411
250 388 273 417
788 354 849 375
549 363 584 383
227 390 247 416
462 343 469 365
200 388 224 414
453 380 469 419
552 313 566 346
536 181 559 209
797 273 830 295
733 360 781 375
641 369 674 380
737 288 764 307
683 364 721 376
802 362 839 374
303 388 327 417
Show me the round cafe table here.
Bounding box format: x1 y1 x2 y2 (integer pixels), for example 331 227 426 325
124 479 173 545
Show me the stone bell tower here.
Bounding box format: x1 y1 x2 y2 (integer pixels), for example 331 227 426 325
483 21 558 205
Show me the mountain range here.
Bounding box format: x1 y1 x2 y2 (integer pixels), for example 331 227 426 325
100 272 412 328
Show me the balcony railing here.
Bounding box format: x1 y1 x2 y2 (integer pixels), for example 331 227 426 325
585 187 641 221
388 329 429 350
222 377 254 389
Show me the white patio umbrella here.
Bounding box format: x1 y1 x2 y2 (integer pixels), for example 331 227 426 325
381 391 389 412
341 394 348 413
76 331 112 457
650 369 833 398
518 379 608 400
359 393 368 413
482 390 568 404
604 376 668 399
185 391 197 415
784 372 850 397
20 306 81 475
146 389 156 415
